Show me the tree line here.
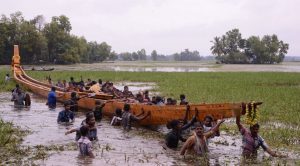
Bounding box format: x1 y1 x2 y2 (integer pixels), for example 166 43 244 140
210 29 289 64
120 49 202 61
0 12 203 64
0 12 289 64
0 12 116 64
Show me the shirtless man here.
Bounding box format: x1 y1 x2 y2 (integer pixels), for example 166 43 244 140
180 120 224 156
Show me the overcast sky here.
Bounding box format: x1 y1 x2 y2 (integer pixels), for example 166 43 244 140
1 0 299 56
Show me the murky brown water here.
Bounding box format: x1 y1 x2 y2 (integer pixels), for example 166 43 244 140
0 92 299 165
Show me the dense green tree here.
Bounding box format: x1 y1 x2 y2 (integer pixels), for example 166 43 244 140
120 52 133 61
132 52 138 61
108 51 118 61
151 50 158 61
137 49 147 60
247 35 289 64
43 15 73 63
0 12 24 64
210 36 224 62
173 49 202 61
210 29 289 64
87 41 112 63
0 12 113 64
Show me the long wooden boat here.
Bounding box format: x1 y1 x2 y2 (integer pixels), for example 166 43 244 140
12 45 250 126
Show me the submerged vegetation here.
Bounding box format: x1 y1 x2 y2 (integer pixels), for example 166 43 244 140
0 119 30 164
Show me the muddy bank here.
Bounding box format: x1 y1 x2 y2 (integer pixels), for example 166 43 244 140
0 92 299 165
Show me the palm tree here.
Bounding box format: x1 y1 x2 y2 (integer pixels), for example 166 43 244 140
210 36 224 62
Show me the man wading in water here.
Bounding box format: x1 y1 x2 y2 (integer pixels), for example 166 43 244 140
180 120 224 157
235 107 286 161
121 103 150 131
11 89 26 106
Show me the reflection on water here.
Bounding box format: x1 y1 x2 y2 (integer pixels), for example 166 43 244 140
113 66 210 72
0 92 299 165
20 61 300 72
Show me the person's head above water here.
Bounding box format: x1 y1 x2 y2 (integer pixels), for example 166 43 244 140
71 92 76 98
115 108 122 116
204 115 213 127
86 112 96 126
123 103 130 112
166 120 182 130
193 122 205 137
63 101 71 110
180 94 185 100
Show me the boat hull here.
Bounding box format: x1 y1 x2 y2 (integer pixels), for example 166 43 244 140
11 41 245 126
13 65 244 125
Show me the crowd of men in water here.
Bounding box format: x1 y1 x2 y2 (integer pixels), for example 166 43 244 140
9 75 286 163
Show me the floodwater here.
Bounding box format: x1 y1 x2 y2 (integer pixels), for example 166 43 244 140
18 61 300 72
0 92 299 165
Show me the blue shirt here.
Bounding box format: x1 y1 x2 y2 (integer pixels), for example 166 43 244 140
48 91 56 107
57 110 74 123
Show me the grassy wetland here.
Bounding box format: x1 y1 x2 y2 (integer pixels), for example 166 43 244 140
1 63 300 164
26 70 300 148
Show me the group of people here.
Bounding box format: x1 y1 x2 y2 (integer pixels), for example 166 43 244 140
48 76 192 106
54 94 150 158
56 97 286 161
163 105 286 163
11 78 286 162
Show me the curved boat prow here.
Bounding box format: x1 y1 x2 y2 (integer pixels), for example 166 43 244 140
12 45 22 75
